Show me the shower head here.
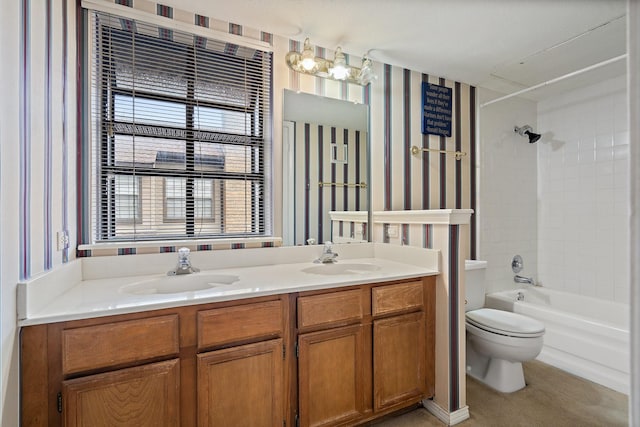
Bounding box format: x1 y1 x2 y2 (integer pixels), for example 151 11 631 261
514 125 541 143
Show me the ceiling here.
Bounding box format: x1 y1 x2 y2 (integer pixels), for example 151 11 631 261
163 0 627 101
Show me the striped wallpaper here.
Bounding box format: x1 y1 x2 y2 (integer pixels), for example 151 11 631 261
288 51 478 258
19 0 74 280
17 0 476 267
375 67 477 257
290 122 368 245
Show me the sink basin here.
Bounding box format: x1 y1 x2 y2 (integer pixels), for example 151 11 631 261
301 263 380 276
120 273 240 295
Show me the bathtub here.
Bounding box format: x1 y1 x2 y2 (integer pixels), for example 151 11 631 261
485 287 629 394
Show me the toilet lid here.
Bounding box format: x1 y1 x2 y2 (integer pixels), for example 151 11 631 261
466 308 545 337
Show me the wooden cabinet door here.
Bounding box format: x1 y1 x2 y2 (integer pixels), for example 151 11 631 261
62 359 180 427
197 339 284 427
373 311 426 411
298 325 366 427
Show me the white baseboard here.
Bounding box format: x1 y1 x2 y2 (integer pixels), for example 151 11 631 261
422 399 470 425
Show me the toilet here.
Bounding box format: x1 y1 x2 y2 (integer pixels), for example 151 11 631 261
464 260 545 393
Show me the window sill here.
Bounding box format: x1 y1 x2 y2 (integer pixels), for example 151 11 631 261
78 236 282 252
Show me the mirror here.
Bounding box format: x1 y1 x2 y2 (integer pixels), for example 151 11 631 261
282 90 369 246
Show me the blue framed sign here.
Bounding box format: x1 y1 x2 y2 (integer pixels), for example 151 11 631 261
422 82 452 137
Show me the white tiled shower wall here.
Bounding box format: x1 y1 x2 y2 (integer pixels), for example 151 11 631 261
478 89 538 294
537 75 629 303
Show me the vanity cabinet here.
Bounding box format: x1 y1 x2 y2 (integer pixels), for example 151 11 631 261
294 278 434 427
296 289 368 427
20 277 434 427
195 300 286 427
372 281 427 411
20 296 288 427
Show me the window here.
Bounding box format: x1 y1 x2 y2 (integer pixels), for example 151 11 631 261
114 175 140 221
165 177 214 221
87 10 272 242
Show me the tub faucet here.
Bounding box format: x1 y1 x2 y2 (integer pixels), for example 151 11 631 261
315 241 339 264
168 247 200 275
514 274 538 286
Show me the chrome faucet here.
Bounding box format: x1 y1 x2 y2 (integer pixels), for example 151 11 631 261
314 241 339 264
168 247 200 275
514 274 538 286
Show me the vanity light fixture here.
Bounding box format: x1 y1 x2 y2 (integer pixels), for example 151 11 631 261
285 38 376 86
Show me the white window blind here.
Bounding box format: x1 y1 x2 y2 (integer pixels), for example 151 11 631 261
87 10 272 242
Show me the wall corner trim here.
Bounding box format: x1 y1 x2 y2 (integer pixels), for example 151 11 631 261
423 400 470 426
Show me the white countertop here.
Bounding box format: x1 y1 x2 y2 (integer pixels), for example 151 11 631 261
18 243 439 326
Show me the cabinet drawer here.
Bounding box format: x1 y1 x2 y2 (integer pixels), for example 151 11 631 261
197 300 283 349
298 289 363 329
372 281 424 317
62 314 179 375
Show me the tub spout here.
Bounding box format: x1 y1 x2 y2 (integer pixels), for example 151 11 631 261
514 274 539 286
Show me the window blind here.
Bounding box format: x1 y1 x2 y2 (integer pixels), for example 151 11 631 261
87 10 272 242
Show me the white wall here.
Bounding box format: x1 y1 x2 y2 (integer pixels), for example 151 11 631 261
478 89 538 294
628 0 640 420
1 1 22 425
537 75 629 302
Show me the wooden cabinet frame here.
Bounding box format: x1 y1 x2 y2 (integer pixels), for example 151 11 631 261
20 277 435 427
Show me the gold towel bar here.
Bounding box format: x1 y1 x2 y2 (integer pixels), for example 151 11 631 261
318 182 367 188
410 145 466 160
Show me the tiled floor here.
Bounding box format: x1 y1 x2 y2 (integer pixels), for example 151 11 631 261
372 360 628 426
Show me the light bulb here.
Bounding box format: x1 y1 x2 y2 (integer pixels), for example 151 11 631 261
300 38 316 71
301 54 316 71
330 64 350 80
329 47 350 80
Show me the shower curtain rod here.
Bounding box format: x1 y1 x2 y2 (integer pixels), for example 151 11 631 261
480 54 627 108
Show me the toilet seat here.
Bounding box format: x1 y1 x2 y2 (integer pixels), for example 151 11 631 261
466 308 545 338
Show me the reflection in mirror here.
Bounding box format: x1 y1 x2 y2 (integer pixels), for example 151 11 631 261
282 90 369 246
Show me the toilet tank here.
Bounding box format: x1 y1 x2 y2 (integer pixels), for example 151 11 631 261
465 260 488 312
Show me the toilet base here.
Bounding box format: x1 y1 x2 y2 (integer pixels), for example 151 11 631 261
470 358 526 393
466 340 527 393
